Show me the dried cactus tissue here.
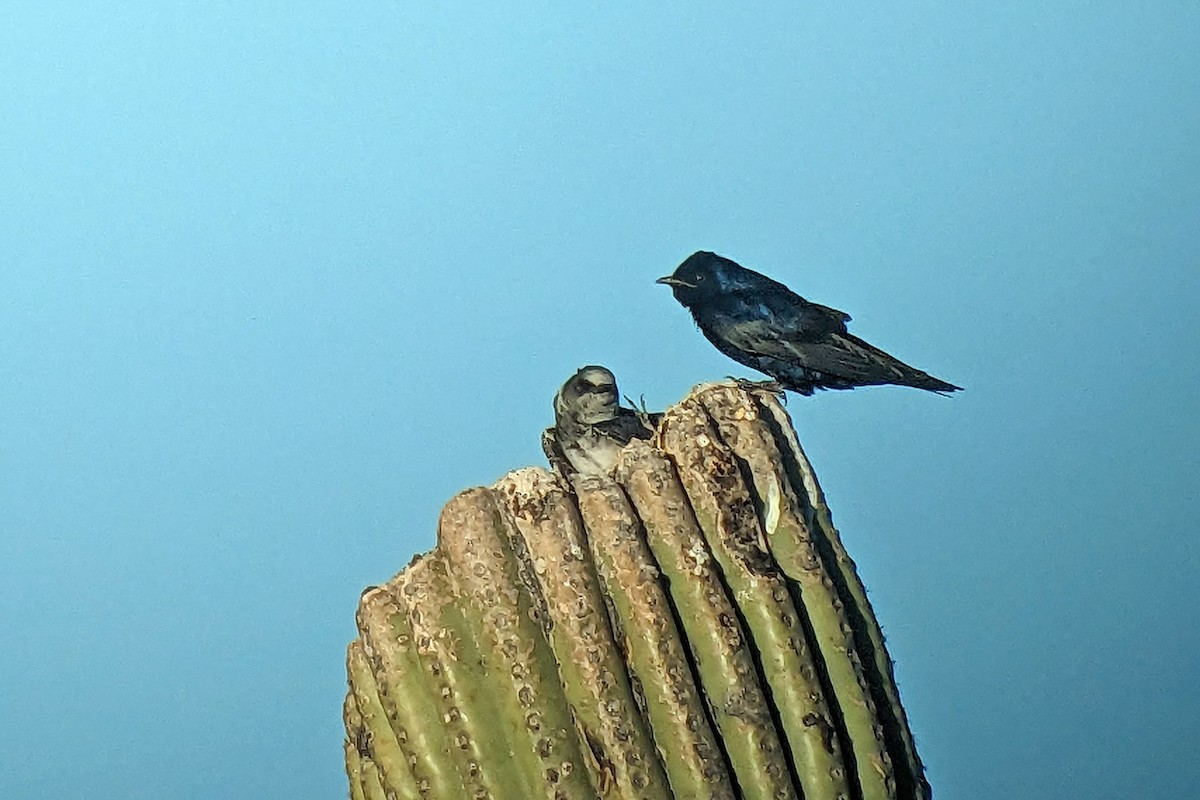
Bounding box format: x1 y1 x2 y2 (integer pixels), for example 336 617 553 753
344 381 931 800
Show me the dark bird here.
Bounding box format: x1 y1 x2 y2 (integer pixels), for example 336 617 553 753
542 366 659 477
657 251 962 395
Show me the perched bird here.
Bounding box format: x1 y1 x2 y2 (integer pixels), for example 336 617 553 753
542 366 659 477
657 251 962 395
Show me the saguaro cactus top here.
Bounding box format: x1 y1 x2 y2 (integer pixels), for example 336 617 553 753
344 381 931 800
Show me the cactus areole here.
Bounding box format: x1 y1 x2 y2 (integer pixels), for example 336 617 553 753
344 382 931 800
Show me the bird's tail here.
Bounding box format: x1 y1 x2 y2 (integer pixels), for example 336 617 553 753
907 374 963 396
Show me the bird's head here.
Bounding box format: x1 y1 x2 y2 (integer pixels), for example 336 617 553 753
656 251 772 305
554 365 620 425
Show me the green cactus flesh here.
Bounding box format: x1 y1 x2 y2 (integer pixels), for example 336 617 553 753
344 382 929 800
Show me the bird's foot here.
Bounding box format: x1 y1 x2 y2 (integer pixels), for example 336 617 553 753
725 376 787 401
624 393 662 435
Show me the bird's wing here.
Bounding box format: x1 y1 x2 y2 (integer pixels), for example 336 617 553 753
541 427 574 480
808 301 852 325
796 334 916 382
726 291 851 339
718 319 911 381
714 307 838 356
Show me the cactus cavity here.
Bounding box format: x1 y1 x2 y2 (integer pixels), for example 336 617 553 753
344 382 930 800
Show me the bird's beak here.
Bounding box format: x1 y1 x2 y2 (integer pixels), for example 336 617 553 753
656 276 694 288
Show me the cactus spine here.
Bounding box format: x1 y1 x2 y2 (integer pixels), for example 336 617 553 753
345 382 930 800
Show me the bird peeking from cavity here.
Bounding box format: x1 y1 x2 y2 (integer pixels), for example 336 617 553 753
658 251 962 396
542 366 661 479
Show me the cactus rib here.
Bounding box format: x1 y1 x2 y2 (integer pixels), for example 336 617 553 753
356 583 460 799
344 695 370 800
346 640 421 800
696 386 895 800
572 472 738 800
617 441 800 800
660 396 853 800
396 554 528 799
759 399 931 800
438 488 597 799
495 469 673 799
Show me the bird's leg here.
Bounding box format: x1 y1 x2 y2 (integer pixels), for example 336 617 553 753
725 376 787 401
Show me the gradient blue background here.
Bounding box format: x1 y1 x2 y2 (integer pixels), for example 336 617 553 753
3 4 1197 798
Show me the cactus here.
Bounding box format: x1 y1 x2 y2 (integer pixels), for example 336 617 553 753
345 382 931 800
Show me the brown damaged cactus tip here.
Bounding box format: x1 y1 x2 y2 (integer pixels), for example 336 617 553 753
344 381 932 800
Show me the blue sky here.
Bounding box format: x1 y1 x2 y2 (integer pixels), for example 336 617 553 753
2 4 1198 798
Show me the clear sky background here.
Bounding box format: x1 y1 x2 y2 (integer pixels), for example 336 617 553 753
2 4 1198 799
